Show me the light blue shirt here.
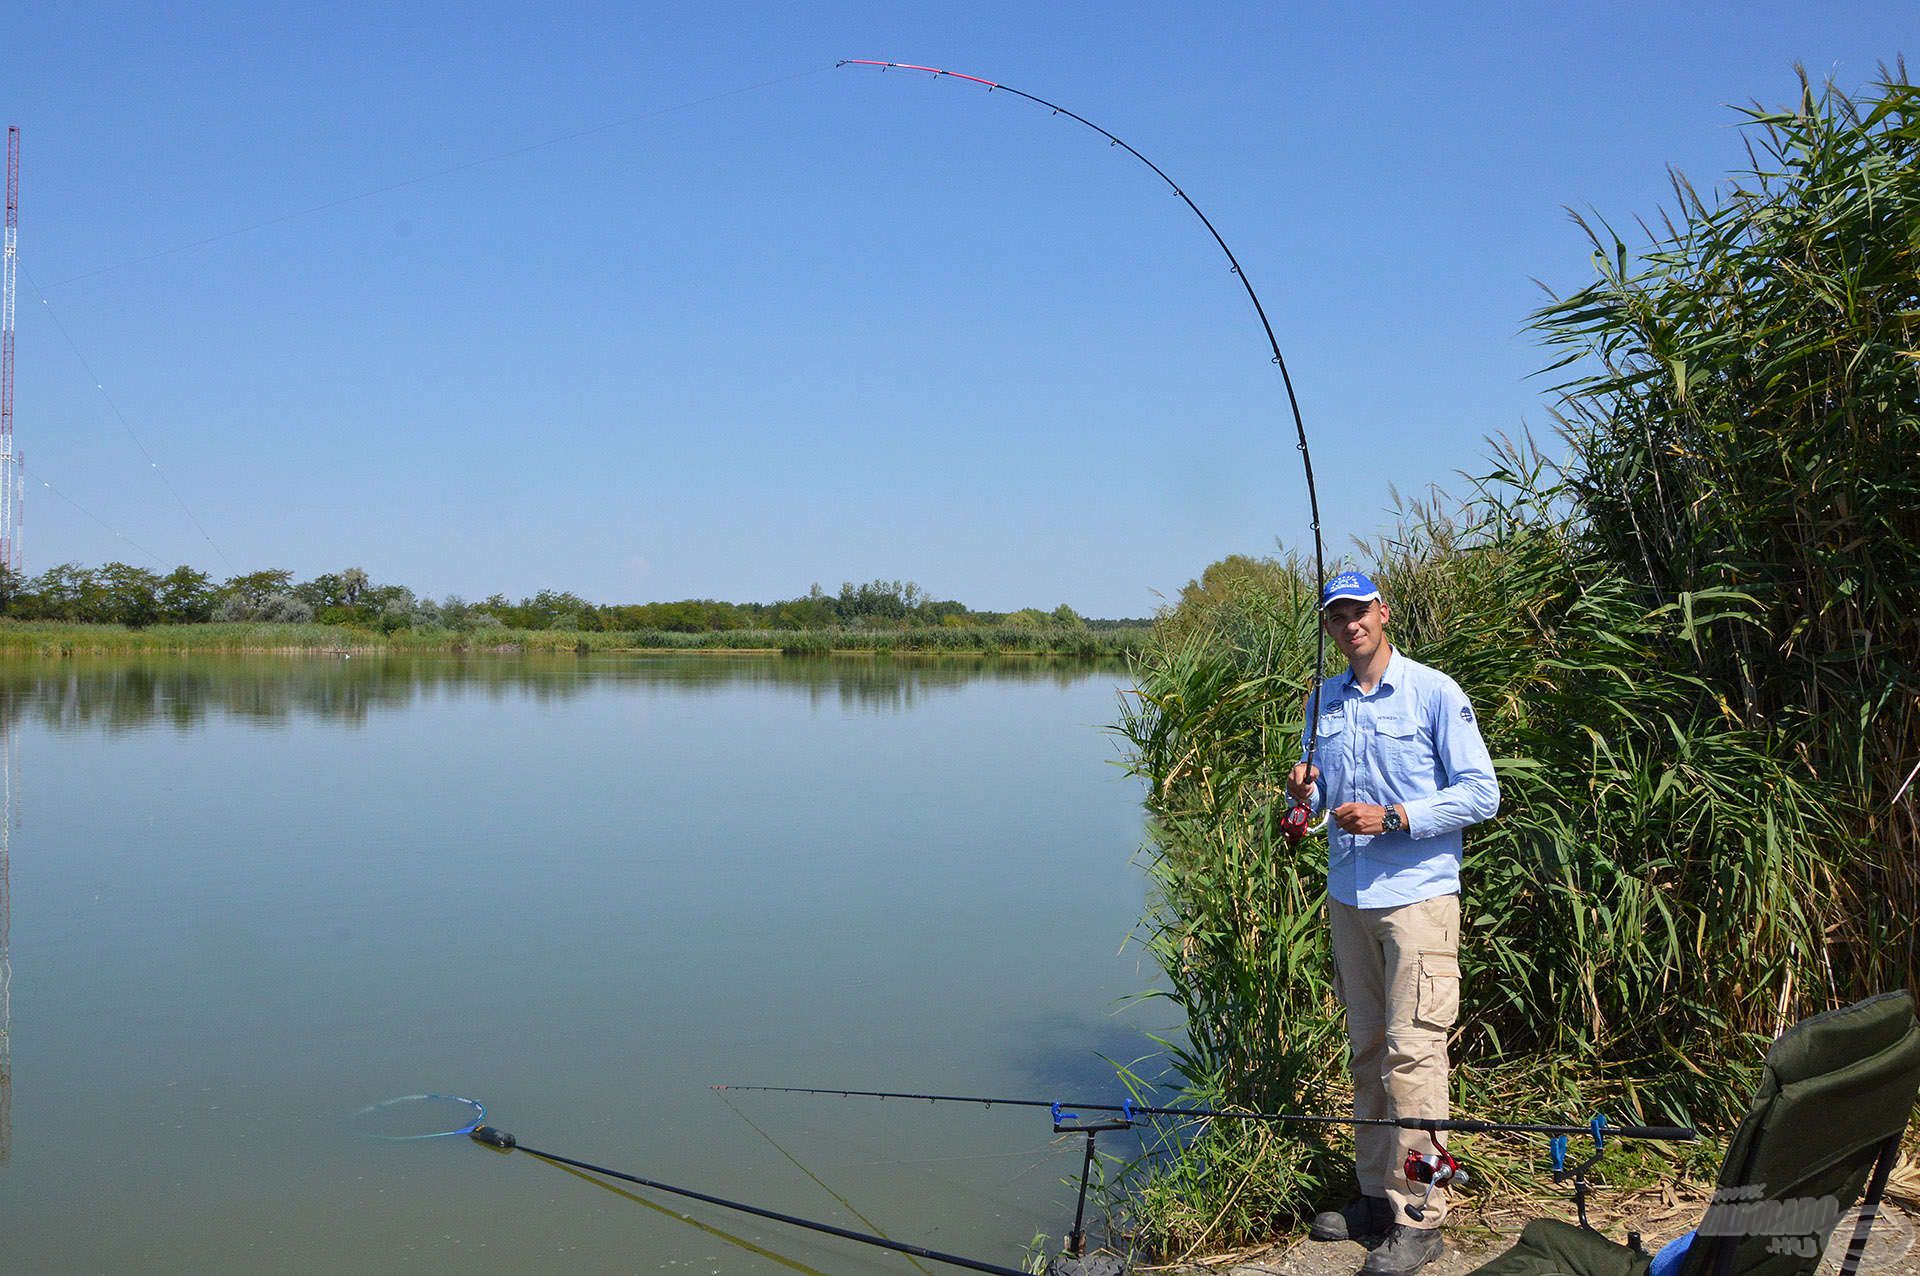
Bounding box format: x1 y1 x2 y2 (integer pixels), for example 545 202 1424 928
1304 647 1500 908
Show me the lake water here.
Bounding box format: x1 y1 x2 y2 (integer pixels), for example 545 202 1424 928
0 653 1165 1273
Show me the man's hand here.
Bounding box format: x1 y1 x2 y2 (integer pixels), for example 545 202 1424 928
1287 763 1319 803
1333 802 1402 835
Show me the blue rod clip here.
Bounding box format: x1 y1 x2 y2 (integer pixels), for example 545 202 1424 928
1550 1135 1569 1173
1590 1114 1606 1153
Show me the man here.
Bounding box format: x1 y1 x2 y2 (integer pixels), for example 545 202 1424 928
1287 570 1500 1275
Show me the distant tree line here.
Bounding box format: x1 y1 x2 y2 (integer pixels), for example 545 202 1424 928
0 563 1146 634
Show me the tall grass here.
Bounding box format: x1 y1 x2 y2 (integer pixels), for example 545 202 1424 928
1112 66 1915 1258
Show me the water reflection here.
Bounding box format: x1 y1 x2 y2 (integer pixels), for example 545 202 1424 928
0 707 12 1165
0 653 1130 733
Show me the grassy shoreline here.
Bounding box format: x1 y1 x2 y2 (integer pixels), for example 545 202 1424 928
0 619 1148 658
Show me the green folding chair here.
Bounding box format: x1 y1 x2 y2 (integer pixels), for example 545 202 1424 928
1471 991 1920 1276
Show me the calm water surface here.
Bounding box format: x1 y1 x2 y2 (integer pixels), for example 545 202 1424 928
0 654 1164 1272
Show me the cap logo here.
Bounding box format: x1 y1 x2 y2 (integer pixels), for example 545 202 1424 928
1319 569 1383 609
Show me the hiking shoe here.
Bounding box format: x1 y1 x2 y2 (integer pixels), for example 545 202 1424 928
1309 1196 1393 1243
1360 1224 1445 1275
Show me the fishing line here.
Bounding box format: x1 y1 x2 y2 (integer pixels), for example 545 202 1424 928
23 266 237 572
814 1143 1066 1172
464 1121 1031 1276
535 1157 831 1276
42 67 833 291
721 1093 1067 1218
838 60 1333 813
714 1087 937 1276
20 67 831 582
1000 1139 1076 1191
34 475 165 567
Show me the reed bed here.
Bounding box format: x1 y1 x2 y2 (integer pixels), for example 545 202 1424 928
0 620 380 654
0 619 1148 658
1112 66 1918 1259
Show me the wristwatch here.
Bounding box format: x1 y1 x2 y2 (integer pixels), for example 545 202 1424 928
1382 805 1404 834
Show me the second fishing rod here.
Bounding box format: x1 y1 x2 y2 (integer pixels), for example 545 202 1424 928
711 1083 1698 1142
716 1083 1696 1249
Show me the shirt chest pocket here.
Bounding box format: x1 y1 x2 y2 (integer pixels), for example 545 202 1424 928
1371 713 1425 763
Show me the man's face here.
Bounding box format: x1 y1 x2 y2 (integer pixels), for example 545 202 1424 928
1321 597 1390 662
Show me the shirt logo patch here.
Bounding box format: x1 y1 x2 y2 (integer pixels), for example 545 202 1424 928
1460 706 1474 722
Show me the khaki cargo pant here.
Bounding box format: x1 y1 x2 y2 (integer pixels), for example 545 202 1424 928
1328 892 1461 1229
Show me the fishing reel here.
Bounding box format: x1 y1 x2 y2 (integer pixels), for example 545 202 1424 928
1280 800 1316 845
1402 1136 1468 1221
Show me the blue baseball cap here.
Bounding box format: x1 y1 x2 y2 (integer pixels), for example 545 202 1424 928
1320 571 1382 609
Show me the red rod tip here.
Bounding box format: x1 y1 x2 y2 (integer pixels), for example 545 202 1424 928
838 59 999 89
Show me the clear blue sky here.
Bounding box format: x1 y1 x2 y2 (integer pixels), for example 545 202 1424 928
8 3 1911 616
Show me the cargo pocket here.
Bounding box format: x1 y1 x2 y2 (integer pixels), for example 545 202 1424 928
1414 951 1460 1031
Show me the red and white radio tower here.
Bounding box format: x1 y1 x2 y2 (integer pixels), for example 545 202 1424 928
1 125 20 577
0 128 11 1171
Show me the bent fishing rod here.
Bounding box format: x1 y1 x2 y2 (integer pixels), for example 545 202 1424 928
839 59 1331 841
466 1122 1031 1276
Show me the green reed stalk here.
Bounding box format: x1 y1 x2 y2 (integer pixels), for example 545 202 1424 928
1533 65 1920 992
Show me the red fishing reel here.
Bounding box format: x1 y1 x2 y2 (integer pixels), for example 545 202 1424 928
1402 1139 1468 1221
1280 800 1315 845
